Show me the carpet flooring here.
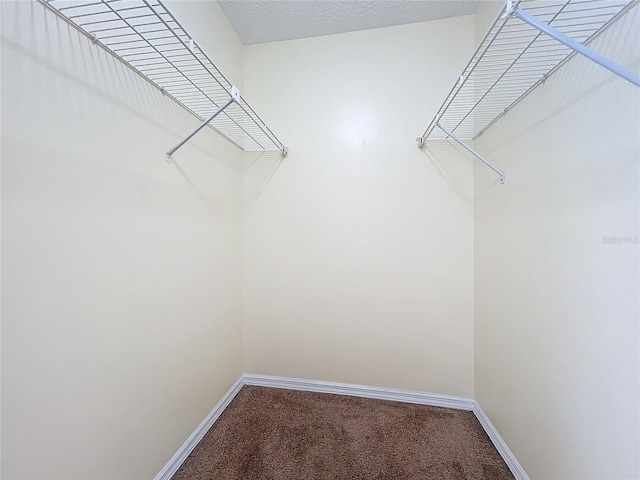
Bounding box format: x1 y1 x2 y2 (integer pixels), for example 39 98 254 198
171 386 514 480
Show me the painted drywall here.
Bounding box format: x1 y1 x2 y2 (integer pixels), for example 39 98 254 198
473 2 640 478
243 17 476 397
166 0 243 91
1 1 244 478
473 0 501 46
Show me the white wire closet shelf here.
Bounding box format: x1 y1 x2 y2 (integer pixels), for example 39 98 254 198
41 0 288 160
418 0 640 184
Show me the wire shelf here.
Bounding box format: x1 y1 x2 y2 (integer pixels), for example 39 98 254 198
42 0 286 154
420 0 637 143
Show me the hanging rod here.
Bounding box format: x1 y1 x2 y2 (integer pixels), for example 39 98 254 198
40 0 288 159
417 0 638 184
166 88 237 162
506 0 640 87
436 123 505 184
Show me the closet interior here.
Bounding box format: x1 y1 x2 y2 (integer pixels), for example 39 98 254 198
2 0 638 479
417 0 638 184
42 0 288 159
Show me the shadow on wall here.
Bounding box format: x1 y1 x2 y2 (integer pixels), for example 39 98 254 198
421 5 639 205
471 4 639 211
1 2 244 175
473 4 639 186
421 139 485 204
244 149 285 217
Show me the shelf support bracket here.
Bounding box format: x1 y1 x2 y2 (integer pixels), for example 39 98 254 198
165 86 240 162
437 123 505 185
510 7 640 87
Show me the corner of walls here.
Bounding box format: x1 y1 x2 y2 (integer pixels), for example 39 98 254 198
471 0 505 408
165 0 245 92
472 402 530 480
242 16 476 398
154 376 246 480
1 1 245 478
157 373 531 479
472 2 640 478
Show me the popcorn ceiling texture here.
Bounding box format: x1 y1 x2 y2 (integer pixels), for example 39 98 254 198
218 0 480 45
171 386 514 479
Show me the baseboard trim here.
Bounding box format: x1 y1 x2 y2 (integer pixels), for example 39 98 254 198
153 376 244 480
154 374 528 480
473 402 530 480
242 373 475 411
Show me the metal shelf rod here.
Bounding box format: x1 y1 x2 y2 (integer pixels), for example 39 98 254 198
42 0 287 156
166 96 234 162
437 124 505 184
418 0 522 143
510 5 640 86
418 0 637 186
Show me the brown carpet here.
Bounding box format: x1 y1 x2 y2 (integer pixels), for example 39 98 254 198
171 386 514 480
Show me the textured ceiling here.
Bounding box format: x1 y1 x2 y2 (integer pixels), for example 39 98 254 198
218 0 481 45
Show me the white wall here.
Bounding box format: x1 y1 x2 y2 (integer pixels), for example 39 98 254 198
473 2 640 479
243 17 476 397
5 1 637 478
1 1 244 478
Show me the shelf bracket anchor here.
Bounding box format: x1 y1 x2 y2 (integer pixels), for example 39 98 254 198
165 86 240 162
511 7 640 87
502 0 516 19
437 123 505 185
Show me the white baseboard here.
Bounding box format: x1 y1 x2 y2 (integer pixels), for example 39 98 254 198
153 376 244 480
473 402 530 480
154 374 528 480
242 373 475 411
